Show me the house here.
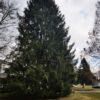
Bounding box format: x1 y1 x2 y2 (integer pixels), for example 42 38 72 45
0 73 7 79
92 81 100 88
94 70 100 80
92 70 100 88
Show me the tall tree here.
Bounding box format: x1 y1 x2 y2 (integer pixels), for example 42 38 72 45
0 0 18 73
84 1 100 59
6 0 76 98
77 58 96 85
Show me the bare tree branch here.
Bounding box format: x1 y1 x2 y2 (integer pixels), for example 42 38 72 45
0 0 18 66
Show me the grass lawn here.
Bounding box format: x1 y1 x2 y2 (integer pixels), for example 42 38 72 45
0 92 100 100
59 92 91 100
61 85 100 100
83 93 100 100
72 85 93 91
59 92 100 100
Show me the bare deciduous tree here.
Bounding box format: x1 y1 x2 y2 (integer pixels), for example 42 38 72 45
0 0 17 56
0 0 18 70
85 2 100 58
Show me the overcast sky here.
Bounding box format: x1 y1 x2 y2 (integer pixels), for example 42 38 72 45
16 0 99 71
55 0 97 55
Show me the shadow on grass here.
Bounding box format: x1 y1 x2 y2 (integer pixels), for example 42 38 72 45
0 94 60 100
0 96 45 100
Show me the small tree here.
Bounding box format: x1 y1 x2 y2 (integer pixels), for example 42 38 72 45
77 58 96 85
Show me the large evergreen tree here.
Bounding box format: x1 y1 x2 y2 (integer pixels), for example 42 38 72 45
6 0 76 98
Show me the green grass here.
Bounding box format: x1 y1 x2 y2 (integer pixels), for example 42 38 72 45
0 93 100 100
83 93 100 100
59 92 100 100
0 88 100 100
59 92 92 100
72 85 93 91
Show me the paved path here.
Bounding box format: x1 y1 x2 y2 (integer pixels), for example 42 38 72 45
76 89 100 93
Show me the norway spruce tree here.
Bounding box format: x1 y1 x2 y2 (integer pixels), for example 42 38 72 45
6 0 76 98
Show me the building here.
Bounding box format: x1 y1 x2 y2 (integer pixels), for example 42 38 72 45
94 70 100 80
0 73 7 79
